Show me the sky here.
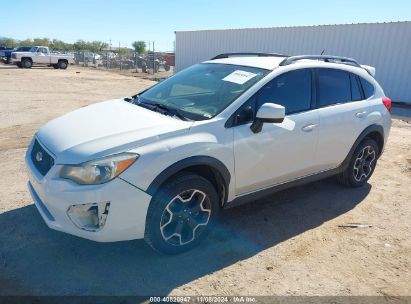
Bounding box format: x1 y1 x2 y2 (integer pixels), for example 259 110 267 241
1 0 410 51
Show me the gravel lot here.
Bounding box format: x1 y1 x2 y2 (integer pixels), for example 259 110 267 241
0 64 410 297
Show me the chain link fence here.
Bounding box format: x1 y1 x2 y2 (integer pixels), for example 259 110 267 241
72 49 175 78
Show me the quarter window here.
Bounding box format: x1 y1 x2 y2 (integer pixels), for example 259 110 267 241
257 69 312 114
350 74 362 101
318 69 351 107
359 77 375 99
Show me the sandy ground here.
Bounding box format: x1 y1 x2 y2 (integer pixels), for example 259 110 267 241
0 63 410 297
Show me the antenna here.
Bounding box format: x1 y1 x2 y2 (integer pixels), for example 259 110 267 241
321 49 325 55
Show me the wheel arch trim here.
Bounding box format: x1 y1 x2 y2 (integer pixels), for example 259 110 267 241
341 124 384 171
146 156 231 197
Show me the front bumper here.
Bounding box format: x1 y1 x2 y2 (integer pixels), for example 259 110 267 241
25 142 152 242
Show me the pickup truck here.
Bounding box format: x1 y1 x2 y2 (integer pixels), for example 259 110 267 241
0 46 32 64
11 46 74 69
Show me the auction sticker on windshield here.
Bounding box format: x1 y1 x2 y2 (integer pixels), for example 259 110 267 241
222 70 257 85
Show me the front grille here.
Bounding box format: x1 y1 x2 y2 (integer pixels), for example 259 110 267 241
30 139 54 176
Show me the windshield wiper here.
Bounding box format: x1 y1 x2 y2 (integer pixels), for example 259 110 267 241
151 103 190 121
134 98 190 121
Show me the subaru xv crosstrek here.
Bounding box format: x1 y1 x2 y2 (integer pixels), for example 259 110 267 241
26 53 392 254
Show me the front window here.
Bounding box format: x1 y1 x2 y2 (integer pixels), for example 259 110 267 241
139 63 269 120
257 69 312 114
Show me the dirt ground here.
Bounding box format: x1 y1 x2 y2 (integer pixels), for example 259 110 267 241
0 63 410 297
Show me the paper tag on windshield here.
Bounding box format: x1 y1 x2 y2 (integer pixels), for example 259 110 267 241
222 70 257 85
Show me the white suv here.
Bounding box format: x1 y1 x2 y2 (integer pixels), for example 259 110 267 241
26 53 392 254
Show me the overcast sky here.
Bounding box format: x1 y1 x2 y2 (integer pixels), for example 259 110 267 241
1 0 410 51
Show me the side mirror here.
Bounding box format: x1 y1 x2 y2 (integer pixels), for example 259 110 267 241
250 103 285 133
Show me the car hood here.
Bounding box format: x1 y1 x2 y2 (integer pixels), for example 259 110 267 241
12 51 33 56
36 99 194 164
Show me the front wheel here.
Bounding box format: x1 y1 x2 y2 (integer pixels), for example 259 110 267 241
337 138 379 187
144 173 219 254
22 59 32 68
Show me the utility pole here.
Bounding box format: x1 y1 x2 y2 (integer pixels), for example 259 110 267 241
108 39 112 69
153 41 155 75
119 41 122 71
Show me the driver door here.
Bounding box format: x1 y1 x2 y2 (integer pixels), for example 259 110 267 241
35 47 49 64
233 69 320 195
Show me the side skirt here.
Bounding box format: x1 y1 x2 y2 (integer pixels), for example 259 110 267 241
224 167 342 209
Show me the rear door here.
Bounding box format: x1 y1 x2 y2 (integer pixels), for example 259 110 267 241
315 68 371 170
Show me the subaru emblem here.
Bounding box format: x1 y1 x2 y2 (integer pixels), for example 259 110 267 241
35 151 43 162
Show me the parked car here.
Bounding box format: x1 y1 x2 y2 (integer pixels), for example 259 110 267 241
0 46 32 64
11 46 74 69
25 53 392 254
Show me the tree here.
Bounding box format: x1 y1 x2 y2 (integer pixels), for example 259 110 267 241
0 37 16 48
18 39 33 47
132 41 146 55
33 37 50 47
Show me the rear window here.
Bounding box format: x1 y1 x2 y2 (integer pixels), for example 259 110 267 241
318 69 351 107
359 77 375 99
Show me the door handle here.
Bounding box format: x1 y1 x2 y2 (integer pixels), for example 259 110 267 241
302 123 317 132
355 111 367 118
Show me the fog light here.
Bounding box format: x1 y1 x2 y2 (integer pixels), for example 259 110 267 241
67 202 110 232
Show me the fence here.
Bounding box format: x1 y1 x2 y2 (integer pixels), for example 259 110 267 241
72 50 175 76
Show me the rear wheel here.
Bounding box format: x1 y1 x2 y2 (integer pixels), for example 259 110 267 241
22 59 32 68
337 138 379 187
58 60 68 69
144 173 219 254
53 64 59 69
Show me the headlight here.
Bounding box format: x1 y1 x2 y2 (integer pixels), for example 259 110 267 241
60 152 139 185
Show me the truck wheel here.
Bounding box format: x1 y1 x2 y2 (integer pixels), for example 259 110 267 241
58 60 68 69
144 172 220 254
17 63 23 68
53 64 59 69
22 59 32 68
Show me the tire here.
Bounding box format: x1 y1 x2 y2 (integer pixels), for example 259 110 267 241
337 138 379 187
22 59 32 69
144 172 219 254
53 64 59 69
16 63 22 68
58 60 68 69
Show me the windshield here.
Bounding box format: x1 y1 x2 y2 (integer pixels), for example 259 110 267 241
29 47 38 52
139 63 269 120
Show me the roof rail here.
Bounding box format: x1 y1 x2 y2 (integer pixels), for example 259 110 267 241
211 52 288 60
279 55 361 68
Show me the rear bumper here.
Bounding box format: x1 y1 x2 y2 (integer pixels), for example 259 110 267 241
25 145 152 242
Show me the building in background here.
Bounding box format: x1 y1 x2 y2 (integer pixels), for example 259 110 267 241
175 22 411 103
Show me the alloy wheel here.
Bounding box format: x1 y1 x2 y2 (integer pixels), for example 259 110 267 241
353 145 376 182
160 189 211 246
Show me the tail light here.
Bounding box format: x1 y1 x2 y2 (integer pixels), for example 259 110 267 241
382 96 392 111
